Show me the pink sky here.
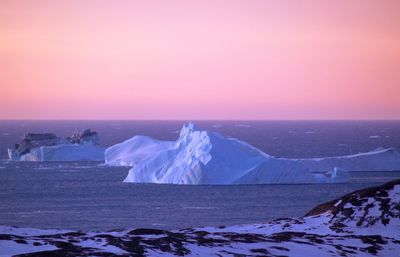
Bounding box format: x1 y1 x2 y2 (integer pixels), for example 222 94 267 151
0 0 399 120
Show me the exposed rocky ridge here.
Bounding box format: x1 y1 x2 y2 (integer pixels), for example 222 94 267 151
305 179 400 233
306 179 400 216
1 180 399 256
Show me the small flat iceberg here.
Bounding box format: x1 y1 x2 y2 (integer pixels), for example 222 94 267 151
8 129 105 162
105 123 400 185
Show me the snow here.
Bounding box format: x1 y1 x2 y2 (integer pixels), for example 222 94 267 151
106 123 400 185
389 184 400 197
76 239 128 255
334 200 342 207
0 240 58 256
16 144 105 162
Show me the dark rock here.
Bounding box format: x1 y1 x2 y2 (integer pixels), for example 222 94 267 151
128 228 169 235
305 180 400 217
14 239 28 244
68 129 99 145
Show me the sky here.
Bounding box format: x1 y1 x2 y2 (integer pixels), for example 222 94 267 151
0 1 399 120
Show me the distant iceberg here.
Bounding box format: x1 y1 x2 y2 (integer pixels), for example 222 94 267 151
8 129 105 162
105 123 400 185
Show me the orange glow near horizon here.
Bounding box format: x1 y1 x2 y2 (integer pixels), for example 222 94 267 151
1 1 399 120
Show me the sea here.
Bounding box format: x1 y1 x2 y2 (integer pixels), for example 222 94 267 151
0 120 399 231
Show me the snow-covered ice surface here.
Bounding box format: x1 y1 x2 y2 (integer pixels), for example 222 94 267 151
106 123 400 184
1 180 399 256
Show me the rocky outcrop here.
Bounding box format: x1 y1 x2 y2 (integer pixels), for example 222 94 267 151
305 179 400 233
306 179 400 217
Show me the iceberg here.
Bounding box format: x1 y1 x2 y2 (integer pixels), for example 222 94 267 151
8 129 105 162
122 123 269 184
106 123 400 184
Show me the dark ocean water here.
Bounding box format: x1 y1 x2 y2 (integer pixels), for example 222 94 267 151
0 120 399 231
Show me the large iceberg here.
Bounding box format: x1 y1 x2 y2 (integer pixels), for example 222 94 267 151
8 129 105 162
105 123 400 184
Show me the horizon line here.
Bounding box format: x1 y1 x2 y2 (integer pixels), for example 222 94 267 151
1 119 400 122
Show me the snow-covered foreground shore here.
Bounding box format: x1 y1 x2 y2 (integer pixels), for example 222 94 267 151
1 180 399 257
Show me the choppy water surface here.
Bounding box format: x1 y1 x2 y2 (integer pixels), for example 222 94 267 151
0 120 399 230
